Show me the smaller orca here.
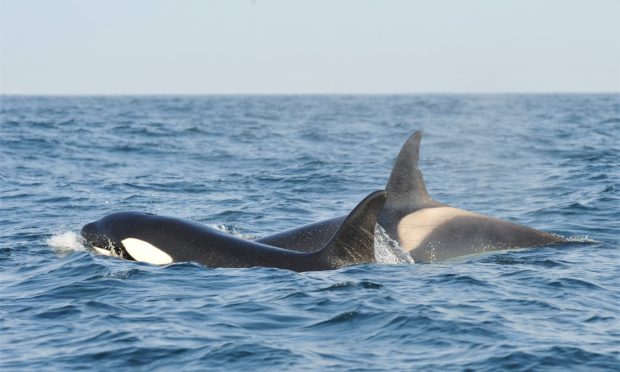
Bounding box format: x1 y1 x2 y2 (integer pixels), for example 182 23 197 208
81 190 386 272
258 131 567 262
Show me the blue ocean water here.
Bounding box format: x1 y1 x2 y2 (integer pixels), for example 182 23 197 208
1 94 618 370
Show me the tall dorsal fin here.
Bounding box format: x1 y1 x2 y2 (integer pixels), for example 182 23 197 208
316 190 387 267
383 131 438 211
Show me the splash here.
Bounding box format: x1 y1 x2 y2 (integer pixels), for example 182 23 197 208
47 231 86 255
374 225 415 264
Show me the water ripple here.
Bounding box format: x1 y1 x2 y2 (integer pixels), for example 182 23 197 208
1 95 618 370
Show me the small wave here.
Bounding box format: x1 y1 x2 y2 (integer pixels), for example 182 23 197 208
315 280 384 292
432 273 490 287
483 255 565 268
47 231 86 254
598 117 620 124
548 277 604 290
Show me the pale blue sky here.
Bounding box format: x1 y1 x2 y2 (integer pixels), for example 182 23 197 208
1 0 619 94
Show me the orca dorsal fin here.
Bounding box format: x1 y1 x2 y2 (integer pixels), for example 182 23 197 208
383 131 437 211
317 190 387 268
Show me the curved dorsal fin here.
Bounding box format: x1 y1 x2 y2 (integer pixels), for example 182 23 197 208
384 131 437 210
385 131 433 206
317 190 387 267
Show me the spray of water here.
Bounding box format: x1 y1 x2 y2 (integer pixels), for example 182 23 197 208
374 225 414 264
46 231 86 255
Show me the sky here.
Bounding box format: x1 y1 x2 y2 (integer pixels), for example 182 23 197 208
1 0 619 95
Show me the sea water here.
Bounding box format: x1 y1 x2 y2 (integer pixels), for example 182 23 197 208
1 95 618 370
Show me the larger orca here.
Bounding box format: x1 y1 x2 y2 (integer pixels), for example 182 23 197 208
81 191 386 271
257 132 567 262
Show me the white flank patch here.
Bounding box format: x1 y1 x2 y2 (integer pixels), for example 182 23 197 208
121 238 173 265
397 207 477 251
93 246 112 256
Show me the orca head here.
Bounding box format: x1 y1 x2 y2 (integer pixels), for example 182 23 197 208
81 211 163 261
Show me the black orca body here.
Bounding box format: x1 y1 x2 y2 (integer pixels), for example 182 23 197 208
81 191 386 272
258 132 567 263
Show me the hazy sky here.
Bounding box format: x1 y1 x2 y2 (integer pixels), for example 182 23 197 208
1 0 619 94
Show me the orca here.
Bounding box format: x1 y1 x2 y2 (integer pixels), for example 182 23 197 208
257 131 567 262
81 191 386 271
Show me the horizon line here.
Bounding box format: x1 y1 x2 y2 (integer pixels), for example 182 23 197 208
2 91 619 97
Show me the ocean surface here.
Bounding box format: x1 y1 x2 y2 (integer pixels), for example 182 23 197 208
1 94 618 371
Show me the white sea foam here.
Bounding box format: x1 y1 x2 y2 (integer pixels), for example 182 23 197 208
374 225 415 264
47 231 86 255
566 235 599 244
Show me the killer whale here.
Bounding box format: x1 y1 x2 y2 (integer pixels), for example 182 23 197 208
257 131 567 262
81 191 386 271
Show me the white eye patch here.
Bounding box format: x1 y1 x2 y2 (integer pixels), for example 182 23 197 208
121 238 173 265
